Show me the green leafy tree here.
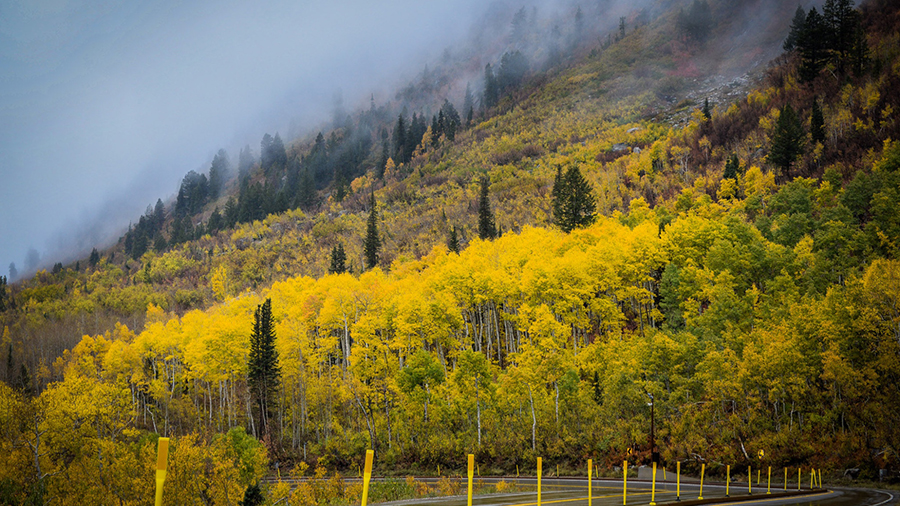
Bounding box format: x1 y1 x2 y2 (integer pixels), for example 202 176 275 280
477 176 497 240
364 192 381 269
248 298 280 440
768 104 805 179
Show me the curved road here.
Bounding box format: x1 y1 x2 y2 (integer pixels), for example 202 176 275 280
368 477 896 506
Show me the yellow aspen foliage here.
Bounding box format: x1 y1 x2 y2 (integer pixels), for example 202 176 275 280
210 264 229 301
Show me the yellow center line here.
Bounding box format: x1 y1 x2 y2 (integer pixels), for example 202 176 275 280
496 491 657 506
700 490 833 506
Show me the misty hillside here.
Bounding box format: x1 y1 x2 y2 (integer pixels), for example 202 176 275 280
2 0 900 502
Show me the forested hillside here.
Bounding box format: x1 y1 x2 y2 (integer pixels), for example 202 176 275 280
2 0 900 503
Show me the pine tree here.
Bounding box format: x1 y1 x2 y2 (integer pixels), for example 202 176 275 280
393 115 407 163
248 298 280 439
768 104 805 179
363 192 380 269
702 98 711 120
329 243 347 274
0 275 6 311
798 8 829 83
811 99 826 145
447 226 460 254
89 248 100 267
723 153 740 180
783 5 806 52
7 263 15 281
209 149 229 199
477 176 497 240
483 64 499 110
463 83 475 127
559 166 597 232
551 166 566 224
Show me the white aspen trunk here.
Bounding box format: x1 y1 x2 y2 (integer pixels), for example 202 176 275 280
529 385 536 451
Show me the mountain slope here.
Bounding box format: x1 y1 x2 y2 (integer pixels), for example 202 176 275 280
2 0 900 501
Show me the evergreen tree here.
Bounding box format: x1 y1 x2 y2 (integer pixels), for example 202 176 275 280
363 192 381 270
823 0 858 72
768 104 805 179
702 97 711 120
238 145 255 178
89 248 100 267
477 176 497 240
798 8 829 83
0 275 6 311
723 153 740 180
154 199 166 229
329 243 347 274
553 166 597 233
393 115 407 163
248 298 280 439
7 263 15 282
783 5 806 52
240 484 264 506
447 226 460 254
463 83 475 127
260 133 274 171
209 149 229 199
811 99 826 145
483 64 499 110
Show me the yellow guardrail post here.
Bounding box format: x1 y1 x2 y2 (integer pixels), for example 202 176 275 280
797 467 801 490
767 466 771 494
810 469 814 489
757 468 760 485
748 466 752 495
587 459 593 506
361 450 374 506
623 460 628 505
726 464 730 497
784 467 787 490
154 437 169 506
467 454 474 506
650 462 658 506
537 457 542 506
698 463 705 500
676 461 680 501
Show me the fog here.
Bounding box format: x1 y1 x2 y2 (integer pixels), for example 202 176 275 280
0 0 788 280
0 0 506 278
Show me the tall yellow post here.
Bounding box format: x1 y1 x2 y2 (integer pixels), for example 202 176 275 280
516 465 519 477
557 464 559 477
623 460 628 505
726 465 730 497
748 466 752 495
698 463 705 500
810 469 814 489
537 457 542 506
154 437 169 506
467 454 474 506
767 466 771 494
798 468 801 490
361 450 374 506
757 469 760 485
587 459 593 506
784 468 787 491
676 461 680 501
650 462 658 506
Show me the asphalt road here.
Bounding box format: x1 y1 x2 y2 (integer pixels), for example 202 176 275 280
369 477 896 506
